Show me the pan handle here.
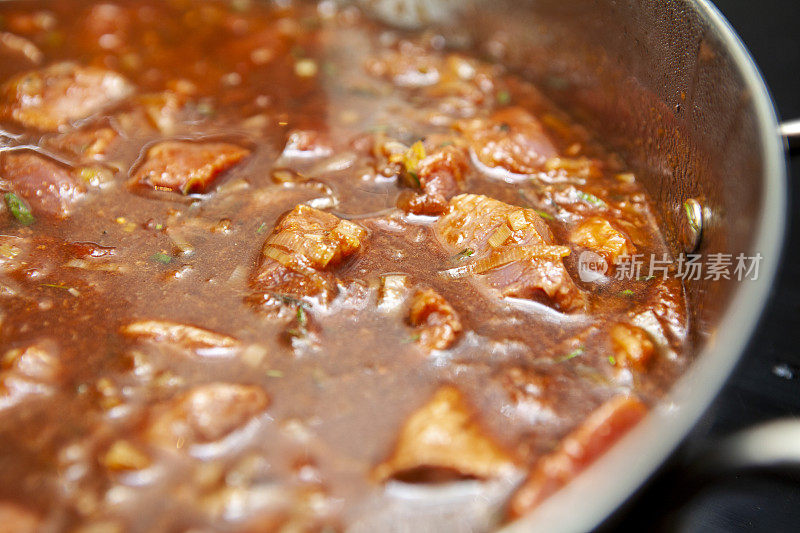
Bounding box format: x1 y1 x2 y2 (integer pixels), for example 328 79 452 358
691 418 800 474
780 119 800 153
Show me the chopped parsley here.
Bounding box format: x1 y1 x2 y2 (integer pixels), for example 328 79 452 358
534 209 554 221
450 248 475 262
558 346 585 362
266 369 284 378
4 193 34 226
296 306 308 327
619 289 635 297
41 283 80 297
577 190 607 208
151 252 173 264
256 222 268 234
496 90 511 105
268 292 310 308
404 333 422 343
608 356 617 366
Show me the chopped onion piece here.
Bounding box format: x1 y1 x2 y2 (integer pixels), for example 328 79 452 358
488 223 512 248
439 245 571 279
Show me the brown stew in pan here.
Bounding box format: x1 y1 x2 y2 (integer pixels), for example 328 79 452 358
0 1 690 531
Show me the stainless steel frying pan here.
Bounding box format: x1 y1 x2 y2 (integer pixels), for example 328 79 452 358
355 0 788 530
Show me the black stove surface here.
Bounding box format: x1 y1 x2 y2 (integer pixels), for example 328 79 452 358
604 1 800 531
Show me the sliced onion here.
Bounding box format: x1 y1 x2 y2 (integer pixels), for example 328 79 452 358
439 245 571 279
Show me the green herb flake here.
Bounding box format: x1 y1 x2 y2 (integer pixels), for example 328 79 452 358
256 222 268 234
296 306 308 327
42 283 80 297
403 333 422 344
154 223 164 231
4 193 35 226
450 248 475 262
151 252 172 264
558 346 585 363
286 328 306 339
268 292 310 308
608 356 617 366
407 170 420 188
619 289 635 297
266 369 284 378
496 90 511 105
534 209 554 221
577 190 607 209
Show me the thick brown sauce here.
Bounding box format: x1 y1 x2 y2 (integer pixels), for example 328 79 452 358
0 1 689 531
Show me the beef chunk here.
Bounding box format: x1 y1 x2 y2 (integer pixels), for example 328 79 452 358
43 126 119 162
0 62 133 131
508 395 646 517
121 320 240 357
435 194 585 312
408 288 462 351
0 342 60 410
130 141 250 195
570 217 635 266
148 383 269 449
1 152 84 217
373 385 515 482
397 142 469 216
251 205 367 302
457 107 557 175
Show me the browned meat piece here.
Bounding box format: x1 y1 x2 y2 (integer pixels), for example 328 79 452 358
43 126 119 162
373 385 515 482
507 395 647 518
0 502 41 533
397 142 469 216
570 217 635 266
609 323 655 372
0 342 61 410
148 383 269 449
130 141 250 194
457 107 557 175
435 194 585 312
408 288 462 351
251 205 367 302
0 62 133 131
1 152 84 217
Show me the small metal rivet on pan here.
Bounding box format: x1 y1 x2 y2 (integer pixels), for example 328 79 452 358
681 198 703 253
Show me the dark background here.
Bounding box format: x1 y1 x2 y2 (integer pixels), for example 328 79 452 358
606 1 800 531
